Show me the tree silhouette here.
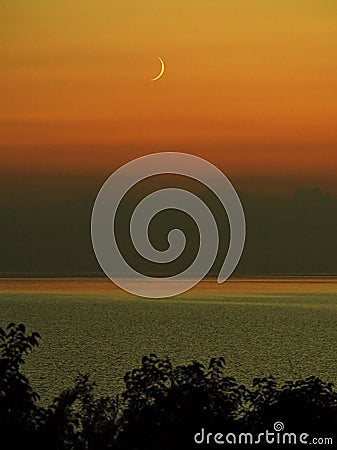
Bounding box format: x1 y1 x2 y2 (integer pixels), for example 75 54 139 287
0 323 42 447
0 322 336 450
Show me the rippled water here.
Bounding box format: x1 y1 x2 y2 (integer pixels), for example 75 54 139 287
0 277 336 404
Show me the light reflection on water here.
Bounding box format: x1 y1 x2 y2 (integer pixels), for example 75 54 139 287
0 277 336 404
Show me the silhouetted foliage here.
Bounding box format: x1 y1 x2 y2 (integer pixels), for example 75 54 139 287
0 323 43 448
119 355 245 449
0 323 336 449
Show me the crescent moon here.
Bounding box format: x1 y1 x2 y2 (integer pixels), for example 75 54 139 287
150 57 165 81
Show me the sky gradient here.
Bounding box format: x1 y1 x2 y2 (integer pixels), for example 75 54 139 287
1 0 337 193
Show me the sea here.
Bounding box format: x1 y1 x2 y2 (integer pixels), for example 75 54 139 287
0 277 336 404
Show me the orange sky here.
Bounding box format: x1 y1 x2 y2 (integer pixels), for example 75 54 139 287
1 0 336 192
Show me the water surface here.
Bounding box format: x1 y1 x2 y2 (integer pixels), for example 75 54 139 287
0 277 336 403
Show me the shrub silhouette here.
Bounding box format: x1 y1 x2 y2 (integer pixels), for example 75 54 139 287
119 355 245 449
0 323 336 449
246 375 337 433
39 374 119 450
0 323 43 448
